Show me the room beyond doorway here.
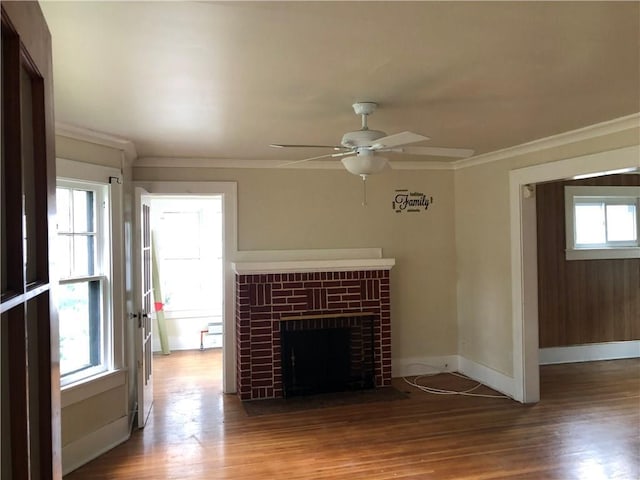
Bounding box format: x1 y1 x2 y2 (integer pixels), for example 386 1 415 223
150 196 223 353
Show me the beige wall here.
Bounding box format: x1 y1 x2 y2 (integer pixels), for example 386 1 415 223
61 386 126 446
133 166 459 363
56 135 123 168
454 127 640 376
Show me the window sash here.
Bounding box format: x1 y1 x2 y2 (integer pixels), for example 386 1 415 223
573 196 638 248
56 179 112 386
565 185 640 260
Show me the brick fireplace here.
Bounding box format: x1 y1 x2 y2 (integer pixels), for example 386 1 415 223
233 258 394 400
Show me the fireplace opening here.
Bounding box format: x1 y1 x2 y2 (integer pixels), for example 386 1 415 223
280 315 375 397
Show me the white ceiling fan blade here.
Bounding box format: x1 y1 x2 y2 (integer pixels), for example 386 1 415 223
331 151 354 158
277 149 355 167
270 143 345 150
277 151 342 167
370 131 430 150
398 146 475 158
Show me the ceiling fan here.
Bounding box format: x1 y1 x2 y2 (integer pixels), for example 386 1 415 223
270 102 475 178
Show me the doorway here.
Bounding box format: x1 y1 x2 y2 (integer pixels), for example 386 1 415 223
510 145 639 403
134 181 238 395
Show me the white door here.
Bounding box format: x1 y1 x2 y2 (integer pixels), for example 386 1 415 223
134 187 154 428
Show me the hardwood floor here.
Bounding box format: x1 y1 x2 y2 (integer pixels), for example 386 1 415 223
64 351 639 479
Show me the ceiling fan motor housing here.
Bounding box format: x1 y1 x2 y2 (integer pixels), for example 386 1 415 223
341 129 387 148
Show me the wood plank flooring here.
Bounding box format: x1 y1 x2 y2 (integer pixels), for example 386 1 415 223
64 351 640 479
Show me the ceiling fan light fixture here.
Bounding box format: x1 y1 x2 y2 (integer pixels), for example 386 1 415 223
341 154 388 176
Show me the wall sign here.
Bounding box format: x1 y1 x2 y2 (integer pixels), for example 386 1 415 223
392 190 433 213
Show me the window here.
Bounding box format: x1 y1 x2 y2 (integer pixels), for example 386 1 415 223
151 197 223 318
565 186 640 260
56 180 111 385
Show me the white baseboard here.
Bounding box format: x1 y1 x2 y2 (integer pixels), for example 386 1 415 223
457 356 515 399
152 334 222 352
392 355 459 378
539 341 640 365
62 415 130 476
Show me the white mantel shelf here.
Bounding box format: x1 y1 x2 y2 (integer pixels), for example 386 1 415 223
232 258 395 275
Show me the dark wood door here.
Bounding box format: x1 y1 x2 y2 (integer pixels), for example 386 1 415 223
1 2 61 479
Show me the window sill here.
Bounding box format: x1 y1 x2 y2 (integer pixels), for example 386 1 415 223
566 247 640 261
61 368 127 408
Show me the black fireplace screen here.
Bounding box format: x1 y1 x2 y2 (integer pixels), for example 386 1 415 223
280 315 374 397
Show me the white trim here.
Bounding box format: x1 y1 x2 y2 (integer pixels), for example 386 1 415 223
392 355 459 377
539 341 640 365
509 144 640 404
566 247 640 260
57 157 121 183
135 157 340 169
133 156 455 171
458 356 515 399
132 113 639 172
56 163 125 388
56 123 137 166
153 334 222 352
564 185 640 260
232 258 395 275
62 416 130 476
234 248 383 262
134 181 238 394
61 369 127 408
452 113 640 170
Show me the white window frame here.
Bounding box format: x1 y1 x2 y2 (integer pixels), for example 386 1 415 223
565 185 640 260
56 158 126 405
57 179 112 386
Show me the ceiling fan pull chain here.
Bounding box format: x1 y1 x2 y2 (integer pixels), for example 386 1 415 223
361 174 368 206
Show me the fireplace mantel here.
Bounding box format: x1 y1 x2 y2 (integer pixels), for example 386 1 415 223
232 258 395 275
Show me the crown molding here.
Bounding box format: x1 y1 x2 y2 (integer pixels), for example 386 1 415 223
133 157 338 169
69 112 639 173
55 123 138 166
450 112 640 170
133 156 455 171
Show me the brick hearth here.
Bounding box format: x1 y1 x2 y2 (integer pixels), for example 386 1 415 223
234 267 392 400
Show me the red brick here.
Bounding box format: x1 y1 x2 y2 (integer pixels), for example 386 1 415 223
272 289 293 297
251 357 273 365
273 304 293 312
327 287 347 295
342 294 361 302
252 378 272 387
250 327 272 337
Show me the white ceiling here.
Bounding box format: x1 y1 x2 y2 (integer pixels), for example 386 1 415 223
40 1 640 164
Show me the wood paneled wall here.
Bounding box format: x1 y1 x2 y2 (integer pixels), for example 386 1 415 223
537 174 640 348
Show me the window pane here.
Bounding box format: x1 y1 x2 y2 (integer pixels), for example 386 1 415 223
73 189 94 233
56 188 71 232
606 204 637 242
21 63 37 285
159 212 200 258
59 280 101 377
575 203 606 245
57 235 72 278
72 234 95 276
